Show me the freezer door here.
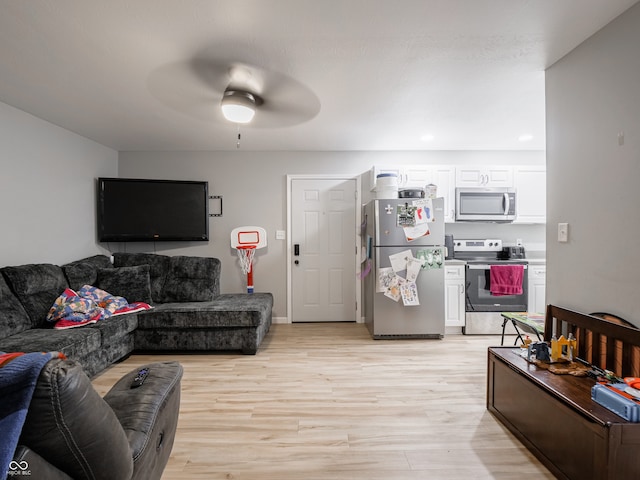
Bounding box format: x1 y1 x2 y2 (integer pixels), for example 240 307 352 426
372 198 444 246
368 245 445 338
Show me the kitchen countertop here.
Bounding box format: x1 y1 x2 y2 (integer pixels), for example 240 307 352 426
445 259 467 265
445 257 546 265
525 257 546 265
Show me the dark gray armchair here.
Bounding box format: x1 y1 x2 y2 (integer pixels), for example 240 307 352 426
11 358 182 480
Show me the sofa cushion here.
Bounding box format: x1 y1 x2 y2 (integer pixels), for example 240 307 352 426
1 264 69 327
96 265 153 304
0 327 101 360
88 313 139 341
113 253 170 303
159 256 220 302
0 275 31 340
62 255 113 291
20 358 133 480
137 293 273 329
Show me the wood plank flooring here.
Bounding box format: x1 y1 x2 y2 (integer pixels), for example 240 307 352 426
91 323 554 479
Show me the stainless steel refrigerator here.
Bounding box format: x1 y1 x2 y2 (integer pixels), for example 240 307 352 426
363 198 445 339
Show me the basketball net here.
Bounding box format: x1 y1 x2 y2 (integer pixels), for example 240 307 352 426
236 245 256 293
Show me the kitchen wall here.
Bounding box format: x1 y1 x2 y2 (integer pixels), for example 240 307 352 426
119 150 545 320
546 3 640 322
0 96 544 321
0 101 118 267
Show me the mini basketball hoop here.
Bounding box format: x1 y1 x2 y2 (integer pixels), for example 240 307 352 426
237 245 256 275
231 226 267 294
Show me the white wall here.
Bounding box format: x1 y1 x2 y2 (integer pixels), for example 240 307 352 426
546 3 640 322
0 101 118 267
119 150 545 319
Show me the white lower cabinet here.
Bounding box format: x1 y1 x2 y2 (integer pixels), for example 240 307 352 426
445 264 465 326
528 264 546 314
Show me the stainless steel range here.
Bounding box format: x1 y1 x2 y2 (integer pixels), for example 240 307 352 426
453 239 528 335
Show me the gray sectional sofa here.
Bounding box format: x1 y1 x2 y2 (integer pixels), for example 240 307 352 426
0 253 273 377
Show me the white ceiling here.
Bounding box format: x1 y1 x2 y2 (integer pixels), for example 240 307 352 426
0 0 637 152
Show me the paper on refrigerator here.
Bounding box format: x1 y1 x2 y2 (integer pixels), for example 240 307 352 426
378 250 421 305
402 198 434 242
388 249 414 273
400 281 420 306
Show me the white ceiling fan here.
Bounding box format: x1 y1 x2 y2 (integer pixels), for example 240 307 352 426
148 58 321 128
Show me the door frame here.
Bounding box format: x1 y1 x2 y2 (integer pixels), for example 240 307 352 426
286 174 362 324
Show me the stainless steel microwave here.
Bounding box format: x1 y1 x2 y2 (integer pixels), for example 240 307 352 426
455 187 516 222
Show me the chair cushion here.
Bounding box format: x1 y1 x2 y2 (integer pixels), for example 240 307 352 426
19 358 133 480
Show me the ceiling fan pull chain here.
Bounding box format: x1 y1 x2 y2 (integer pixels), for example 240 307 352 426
236 125 241 149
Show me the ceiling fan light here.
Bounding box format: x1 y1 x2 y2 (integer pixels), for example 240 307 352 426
221 90 256 124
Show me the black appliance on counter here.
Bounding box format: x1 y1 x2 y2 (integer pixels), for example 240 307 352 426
444 234 455 260
498 246 526 260
453 239 528 335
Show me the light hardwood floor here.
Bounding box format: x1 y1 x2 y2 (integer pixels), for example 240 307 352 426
92 323 554 480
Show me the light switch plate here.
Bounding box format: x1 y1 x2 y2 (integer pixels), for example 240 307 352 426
275 230 286 240
558 223 569 242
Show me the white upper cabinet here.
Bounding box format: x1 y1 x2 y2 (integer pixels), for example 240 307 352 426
430 166 455 223
373 165 431 188
513 166 546 224
455 166 513 187
371 164 544 224
371 165 455 222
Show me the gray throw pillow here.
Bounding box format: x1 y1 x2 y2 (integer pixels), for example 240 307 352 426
96 265 153 304
63 255 113 291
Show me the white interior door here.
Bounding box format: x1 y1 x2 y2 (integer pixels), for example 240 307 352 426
290 178 357 322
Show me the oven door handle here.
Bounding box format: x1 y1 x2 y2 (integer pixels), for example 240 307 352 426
467 264 528 270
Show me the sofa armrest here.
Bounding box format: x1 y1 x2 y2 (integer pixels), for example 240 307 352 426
103 361 183 480
12 445 73 480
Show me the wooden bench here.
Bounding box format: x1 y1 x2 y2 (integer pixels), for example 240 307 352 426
487 305 640 480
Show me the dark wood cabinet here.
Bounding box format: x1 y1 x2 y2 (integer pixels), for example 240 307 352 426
487 347 640 480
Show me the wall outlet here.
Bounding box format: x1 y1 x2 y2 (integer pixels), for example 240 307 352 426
558 223 569 242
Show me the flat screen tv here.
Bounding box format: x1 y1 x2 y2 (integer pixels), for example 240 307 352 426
97 177 209 242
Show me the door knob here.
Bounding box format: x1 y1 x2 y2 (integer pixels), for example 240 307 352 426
294 260 299 265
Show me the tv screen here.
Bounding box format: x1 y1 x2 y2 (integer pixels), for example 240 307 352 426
97 178 209 242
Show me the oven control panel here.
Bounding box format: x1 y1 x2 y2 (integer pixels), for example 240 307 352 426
454 238 502 252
